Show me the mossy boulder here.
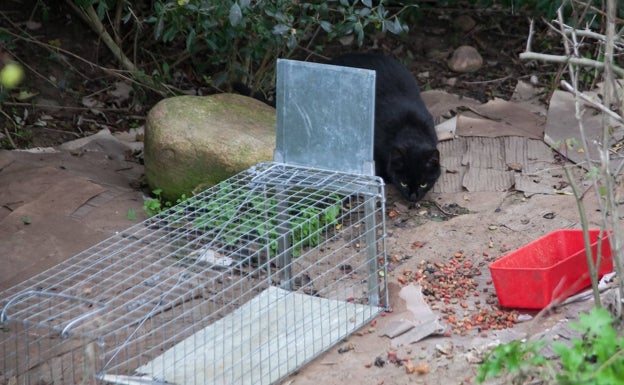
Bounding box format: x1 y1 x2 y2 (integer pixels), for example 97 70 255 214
144 93 276 200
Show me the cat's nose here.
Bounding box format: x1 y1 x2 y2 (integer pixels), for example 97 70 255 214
409 192 421 202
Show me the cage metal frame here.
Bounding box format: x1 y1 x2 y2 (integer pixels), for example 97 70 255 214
1 59 389 385
1 162 387 385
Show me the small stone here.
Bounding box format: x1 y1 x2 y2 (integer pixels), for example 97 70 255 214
447 45 483 73
435 343 453 355
454 14 476 32
416 71 430 80
543 212 556 219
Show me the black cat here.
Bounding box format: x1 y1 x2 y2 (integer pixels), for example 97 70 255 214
329 53 441 202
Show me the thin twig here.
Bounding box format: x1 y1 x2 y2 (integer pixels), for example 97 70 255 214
525 17 534 53
570 0 624 24
556 22 624 47
603 0 624 313
37 127 82 138
0 109 18 148
1 8 175 96
519 52 624 77
430 200 460 217
2 101 131 112
462 75 512 85
1 25 175 96
565 165 602 306
560 80 624 124
63 0 136 72
0 11 89 85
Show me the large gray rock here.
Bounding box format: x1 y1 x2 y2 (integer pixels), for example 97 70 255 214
145 93 276 200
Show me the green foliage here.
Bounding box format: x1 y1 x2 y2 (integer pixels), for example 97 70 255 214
151 183 342 258
153 0 408 91
143 188 187 216
189 183 343 257
478 307 624 384
0 108 33 149
72 0 409 95
553 308 624 384
143 189 166 216
476 339 547 383
554 137 580 154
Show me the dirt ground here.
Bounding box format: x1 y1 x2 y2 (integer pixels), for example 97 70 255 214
285 190 608 385
1 3 622 385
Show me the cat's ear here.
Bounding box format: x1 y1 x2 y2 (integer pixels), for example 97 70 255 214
427 149 440 167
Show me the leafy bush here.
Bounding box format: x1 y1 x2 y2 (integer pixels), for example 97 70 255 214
477 307 624 384
149 0 409 94
68 0 410 97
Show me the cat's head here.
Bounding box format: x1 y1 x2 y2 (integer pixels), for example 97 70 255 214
387 144 441 202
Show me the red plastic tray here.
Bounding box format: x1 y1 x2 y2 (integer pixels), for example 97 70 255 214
488 229 613 309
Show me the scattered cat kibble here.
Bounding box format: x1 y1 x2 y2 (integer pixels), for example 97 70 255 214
412 253 520 334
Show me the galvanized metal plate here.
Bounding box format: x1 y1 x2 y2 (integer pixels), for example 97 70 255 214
275 59 376 176
137 286 380 385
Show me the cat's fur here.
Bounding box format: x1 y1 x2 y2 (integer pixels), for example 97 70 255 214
329 53 441 202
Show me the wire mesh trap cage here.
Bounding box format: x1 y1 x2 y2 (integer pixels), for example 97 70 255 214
0 60 388 385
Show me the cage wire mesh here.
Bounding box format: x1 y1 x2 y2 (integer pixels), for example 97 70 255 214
0 162 387 385
1 60 389 384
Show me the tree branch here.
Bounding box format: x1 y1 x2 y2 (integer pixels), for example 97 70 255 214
560 80 624 124
519 52 624 77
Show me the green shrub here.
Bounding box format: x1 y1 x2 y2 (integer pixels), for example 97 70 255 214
143 188 187 216
67 0 410 97
147 0 409 94
478 307 624 384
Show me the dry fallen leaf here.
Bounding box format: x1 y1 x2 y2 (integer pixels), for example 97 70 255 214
108 81 133 103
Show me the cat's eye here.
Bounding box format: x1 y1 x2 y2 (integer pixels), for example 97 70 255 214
400 182 408 188
419 183 428 189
